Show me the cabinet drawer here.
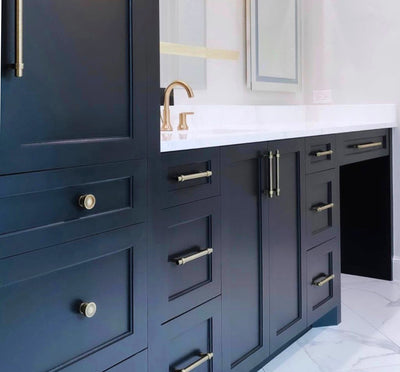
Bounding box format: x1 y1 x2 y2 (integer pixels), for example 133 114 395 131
306 169 339 248
338 129 390 165
0 225 147 372
149 298 222 372
155 198 221 322
160 148 220 208
305 135 337 174
106 350 147 371
0 160 146 259
307 239 341 325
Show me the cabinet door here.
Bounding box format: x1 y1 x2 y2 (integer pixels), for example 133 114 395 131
267 139 307 353
1 0 148 174
221 143 269 372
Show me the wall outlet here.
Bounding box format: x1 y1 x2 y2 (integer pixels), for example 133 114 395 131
313 90 333 104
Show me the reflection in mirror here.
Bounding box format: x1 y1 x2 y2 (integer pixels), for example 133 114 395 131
247 0 301 92
159 0 206 89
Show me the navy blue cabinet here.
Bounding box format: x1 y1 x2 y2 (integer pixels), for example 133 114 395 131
149 297 222 372
1 0 149 174
267 139 307 353
153 197 221 322
221 139 306 368
221 143 270 371
0 225 147 372
0 160 146 259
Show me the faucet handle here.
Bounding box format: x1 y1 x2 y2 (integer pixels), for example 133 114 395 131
178 112 194 131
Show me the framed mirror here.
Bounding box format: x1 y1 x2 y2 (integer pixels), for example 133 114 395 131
246 0 301 92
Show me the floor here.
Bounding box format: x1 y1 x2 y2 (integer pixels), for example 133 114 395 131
258 274 400 372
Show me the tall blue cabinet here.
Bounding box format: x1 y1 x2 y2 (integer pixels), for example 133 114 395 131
0 0 159 370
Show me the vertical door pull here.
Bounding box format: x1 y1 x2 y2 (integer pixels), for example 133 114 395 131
275 150 280 197
15 0 24 77
269 151 274 198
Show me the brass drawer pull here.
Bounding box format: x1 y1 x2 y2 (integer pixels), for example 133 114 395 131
269 151 274 198
174 248 213 266
313 150 334 157
79 194 96 210
177 171 212 183
177 352 214 372
79 302 97 318
312 203 334 213
312 274 335 287
275 150 280 197
14 0 24 77
355 141 382 149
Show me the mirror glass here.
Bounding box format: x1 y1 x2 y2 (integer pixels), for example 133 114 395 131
159 0 207 89
247 0 301 92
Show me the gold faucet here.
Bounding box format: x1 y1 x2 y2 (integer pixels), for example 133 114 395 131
161 80 194 131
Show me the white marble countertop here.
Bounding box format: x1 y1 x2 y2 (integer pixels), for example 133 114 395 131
160 104 397 152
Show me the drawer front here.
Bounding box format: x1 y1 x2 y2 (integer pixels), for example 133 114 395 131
305 135 337 174
149 298 222 372
306 169 339 248
0 225 147 372
0 160 146 259
160 148 220 208
307 239 341 325
338 129 390 165
106 350 147 372
155 198 221 322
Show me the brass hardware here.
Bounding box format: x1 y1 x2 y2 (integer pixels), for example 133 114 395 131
15 0 24 77
355 141 383 149
176 353 214 372
312 274 335 287
177 171 212 183
313 150 334 157
269 151 274 198
79 194 96 210
178 112 194 130
275 150 280 197
79 302 97 318
312 203 334 213
162 81 194 131
174 248 213 266
160 42 240 61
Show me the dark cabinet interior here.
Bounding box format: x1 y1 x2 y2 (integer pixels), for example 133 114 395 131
340 156 392 280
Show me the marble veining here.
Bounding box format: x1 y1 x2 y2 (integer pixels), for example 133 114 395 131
258 274 400 372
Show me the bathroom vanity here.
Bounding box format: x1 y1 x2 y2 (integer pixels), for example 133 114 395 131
147 105 395 372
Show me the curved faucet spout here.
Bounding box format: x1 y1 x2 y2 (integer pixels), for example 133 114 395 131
162 80 194 131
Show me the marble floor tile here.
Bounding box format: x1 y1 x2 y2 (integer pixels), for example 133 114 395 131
260 275 400 372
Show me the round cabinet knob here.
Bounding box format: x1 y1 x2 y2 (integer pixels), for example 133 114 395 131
79 194 96 210
79 302 97 318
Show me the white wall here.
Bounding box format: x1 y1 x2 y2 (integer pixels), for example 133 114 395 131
173 0 304 105
302 0 400 279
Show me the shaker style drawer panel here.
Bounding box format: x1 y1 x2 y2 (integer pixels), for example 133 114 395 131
0 225 147 372
106 350 147 372
0 160 146 259
306 169 339 248
338 129 389 165
305 135 337 174
160 148 220 208
155 198 221 322
307 239 341 325
149 298 222 372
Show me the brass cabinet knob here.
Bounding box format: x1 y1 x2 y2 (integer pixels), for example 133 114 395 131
79 194 96 210
79 302 97 318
